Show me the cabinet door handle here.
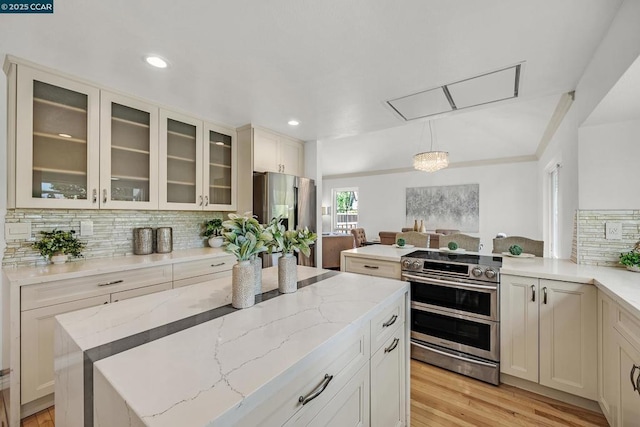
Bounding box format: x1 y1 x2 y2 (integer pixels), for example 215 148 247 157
92 189 97 204
631 364 640 394
543 287 548 304
383 314 398 328
282 164 285 173
298 374 333 406
103 189 108 204
531 285 536 302
98 279 124 287
211 262 226 267
204 196 209 206
199 195 203 206
384 337 400 353
364 265 379 270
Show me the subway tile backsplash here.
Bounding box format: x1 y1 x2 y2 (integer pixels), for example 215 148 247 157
576 209 640 267
2 209 223 268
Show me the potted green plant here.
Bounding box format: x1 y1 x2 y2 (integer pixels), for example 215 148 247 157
32 229 85 264
620 246 640 273
203 218 224 247
265 217 317 293
222 213 272 308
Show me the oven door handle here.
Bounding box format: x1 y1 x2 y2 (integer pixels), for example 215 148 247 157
412 341 497 368
402 273 497 291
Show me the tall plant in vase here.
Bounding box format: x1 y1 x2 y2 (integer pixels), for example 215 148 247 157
266 217 317 293
222 213 272 308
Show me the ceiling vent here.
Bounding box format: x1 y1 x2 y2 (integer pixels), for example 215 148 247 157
387 64 522 121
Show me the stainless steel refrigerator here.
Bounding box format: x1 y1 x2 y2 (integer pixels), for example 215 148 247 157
253 172 316 267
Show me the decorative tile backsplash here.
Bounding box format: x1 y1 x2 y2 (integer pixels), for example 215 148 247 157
2 209 223 268
576 210 640 267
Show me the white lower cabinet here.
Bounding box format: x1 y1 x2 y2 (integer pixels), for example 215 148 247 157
371 327 405 427
615 333 640 426
500 275 597 399
598 291 617 425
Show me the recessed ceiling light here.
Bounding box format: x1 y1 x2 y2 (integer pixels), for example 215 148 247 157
288 120 299 126
58 133 72 138
145 56 168 69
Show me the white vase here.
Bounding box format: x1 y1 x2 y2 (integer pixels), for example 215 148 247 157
232 260 255 308
278 253 297 293
50 254 68 265
208 236 224 248
252 256 263 295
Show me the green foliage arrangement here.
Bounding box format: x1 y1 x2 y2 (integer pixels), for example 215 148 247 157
32 229 85 259
619 249 640 268
447 241 458 251
265 216 317 257
222 213 272 261
202 218 223 238
509 244 523 256
396 238 406 247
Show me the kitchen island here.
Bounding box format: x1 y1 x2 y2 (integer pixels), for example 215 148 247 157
55 266 409 427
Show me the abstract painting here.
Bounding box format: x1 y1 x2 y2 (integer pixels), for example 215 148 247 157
406 184 479 232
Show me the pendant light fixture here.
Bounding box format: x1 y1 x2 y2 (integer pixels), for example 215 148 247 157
413 121 449 172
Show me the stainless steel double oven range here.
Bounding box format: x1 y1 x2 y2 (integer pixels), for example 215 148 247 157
401 250 502 385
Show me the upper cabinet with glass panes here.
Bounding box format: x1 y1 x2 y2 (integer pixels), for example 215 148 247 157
5 58 237 211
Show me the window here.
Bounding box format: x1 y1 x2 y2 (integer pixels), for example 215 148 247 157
332 188 358 232
548 164 560 258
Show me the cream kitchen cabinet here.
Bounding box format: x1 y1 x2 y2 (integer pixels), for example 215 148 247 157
371 326 405 427
342 256 402 280
172 254 235 288
500 275 597 400
614 331 640 426
159 110 237 211
253 127 304 176
597 290 617 425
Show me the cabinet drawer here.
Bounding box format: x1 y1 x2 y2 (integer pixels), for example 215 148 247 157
172 270 232 289
615 304 640 352
239 324 370 427
371 294 405 354
172 256 235 281
110 282 172 303
344 257 401 279
21 265 172 311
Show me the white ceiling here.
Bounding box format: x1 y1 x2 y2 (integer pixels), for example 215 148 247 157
0 0 623 174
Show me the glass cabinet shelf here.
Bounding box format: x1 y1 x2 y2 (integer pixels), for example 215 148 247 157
167 155 196 163
33 97 86 113
111 145 150 154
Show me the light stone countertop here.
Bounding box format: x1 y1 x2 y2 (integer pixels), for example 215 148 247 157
342 245 640 319
55 266 409 427
2 247 231 287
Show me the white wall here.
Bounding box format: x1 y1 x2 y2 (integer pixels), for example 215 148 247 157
323 161 540 254
0 52 7 369
579 119 640 209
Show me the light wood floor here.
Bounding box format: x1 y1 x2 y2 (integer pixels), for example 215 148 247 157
21 361 608 427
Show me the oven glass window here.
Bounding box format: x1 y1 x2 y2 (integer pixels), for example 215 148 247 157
411 309 491 351
411 282 492 317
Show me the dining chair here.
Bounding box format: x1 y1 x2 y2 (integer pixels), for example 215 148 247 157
439 233 481 252
492 236 544 257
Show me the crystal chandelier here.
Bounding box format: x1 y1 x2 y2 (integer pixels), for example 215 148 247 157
413 121 449 172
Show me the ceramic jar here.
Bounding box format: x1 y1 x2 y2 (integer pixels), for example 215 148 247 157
208 236 224 248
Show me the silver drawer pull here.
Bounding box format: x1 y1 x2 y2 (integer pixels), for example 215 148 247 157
211 263 226 267
364 265 379 269
98 280 124 287
531 285 536 302
631 364 640 394
384 337 400 353
298 374 333 406
382 314 398 328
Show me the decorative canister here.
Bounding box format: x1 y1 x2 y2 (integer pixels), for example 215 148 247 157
413 219 419 231
252 255 263 295
278 253 297 293
133 227 153 255
232 260 255 309
156 227 173 253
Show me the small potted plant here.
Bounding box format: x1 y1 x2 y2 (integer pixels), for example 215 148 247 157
265 217 317 293
222 213 272 308
203 218 224 247
620 243 640 273
32 229 85 264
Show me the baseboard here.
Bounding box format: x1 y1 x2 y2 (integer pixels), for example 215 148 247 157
500 374 602 413
21 394 53 419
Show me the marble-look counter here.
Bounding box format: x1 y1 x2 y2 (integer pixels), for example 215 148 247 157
3 247 230 287
55 266 409 427
341 245 640 319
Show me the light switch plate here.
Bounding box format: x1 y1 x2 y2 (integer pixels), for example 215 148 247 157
80 220 94 236
4 222 31 240
605 222 622 240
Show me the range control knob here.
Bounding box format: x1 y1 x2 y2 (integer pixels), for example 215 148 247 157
484 268 497 279
401 259 411 269
412 261 422 270
471 267 484 277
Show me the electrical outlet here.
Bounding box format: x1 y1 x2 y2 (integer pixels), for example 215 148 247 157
605 222 622 240
80 220 94 236
4 222 31 240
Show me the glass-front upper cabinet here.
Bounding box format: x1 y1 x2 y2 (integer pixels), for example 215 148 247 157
100 92 159 209
203 122 237 211
159 110 203 210
14 66 100 208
